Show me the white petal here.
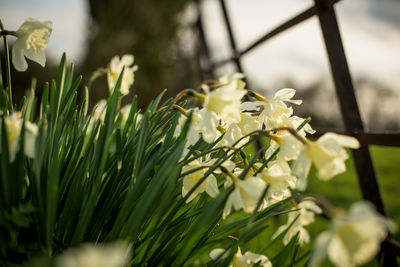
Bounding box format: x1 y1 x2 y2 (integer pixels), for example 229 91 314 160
205 175 219 198
292 152 312 191
209 248 226 260
309 231 331 267
12 46 28 72
327 235 352 267
319 132 360 149
120 54 134 66
24 48 46 67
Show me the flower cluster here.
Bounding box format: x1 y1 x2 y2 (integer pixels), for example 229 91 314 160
177 73 359 220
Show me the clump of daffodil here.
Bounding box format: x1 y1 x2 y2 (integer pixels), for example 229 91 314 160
107 54 138 96
6 18 52 72
309 201 397 267
209 247 272 267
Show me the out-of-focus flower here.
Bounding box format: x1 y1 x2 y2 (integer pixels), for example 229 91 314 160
107 54 138 95
203 73 247 125
210 247 272 267
273 200 322 245
119 104 142 128
56 241 132 267
293 133 360 190
1 112 38 161
24 121 38 158
223 174 266 219
255 161 296 206
12 18 52 72
309 201 397 267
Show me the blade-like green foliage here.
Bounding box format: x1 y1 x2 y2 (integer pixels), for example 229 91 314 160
0 55 303 266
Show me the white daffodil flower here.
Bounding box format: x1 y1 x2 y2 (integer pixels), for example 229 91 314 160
2 113 22 162
273 200 322 246
293 133 360 191
107 54 138 95
244 88 302 130
255 161 296 206
223 174 267 219
217 107 262 148
267 133 303 162
175 108 220 145
203 73 247 125
119 104 142 128
181 159 219 203
309 201 397 267
11 18 52 72
56 241 132 267
1 113 38 162
210 247 272 267
24 121 38 158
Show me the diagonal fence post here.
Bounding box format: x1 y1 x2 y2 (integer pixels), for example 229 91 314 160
315 0 397 265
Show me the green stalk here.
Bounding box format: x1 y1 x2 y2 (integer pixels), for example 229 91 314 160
2 35 12 111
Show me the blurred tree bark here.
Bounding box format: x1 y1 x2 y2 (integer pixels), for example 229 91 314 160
81 0 200 108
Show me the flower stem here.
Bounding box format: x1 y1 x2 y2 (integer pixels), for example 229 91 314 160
2 34 13 111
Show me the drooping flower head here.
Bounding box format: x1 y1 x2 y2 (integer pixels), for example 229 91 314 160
12 18 52 72
107 54 138 96
210 247 272 267
310 201 397 267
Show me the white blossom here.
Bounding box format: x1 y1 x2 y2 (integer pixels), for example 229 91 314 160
56 241 132 267
12 18 52 72
255 161 296 206
181 159 219 203
107 54 138 95
293 133 360 190
309 201 397 267
210 247 272 267
203 73 247 125
273 200 322 245
1 112 38 161
223 174 267 219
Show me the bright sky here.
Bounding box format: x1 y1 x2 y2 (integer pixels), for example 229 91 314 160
201 0 400 92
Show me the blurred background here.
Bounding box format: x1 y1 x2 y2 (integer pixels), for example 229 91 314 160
1 0 400 132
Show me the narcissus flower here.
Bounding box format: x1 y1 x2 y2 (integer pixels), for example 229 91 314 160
309 201 396 267
1 112 38 162
181 159 219 203
210 247 272 267
223 174 266 219
56 241 132 267
255 161 296 206
293 132 360 190
12 18 52 72
203 73 247 125
107 54 138 95
273 200 322 245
